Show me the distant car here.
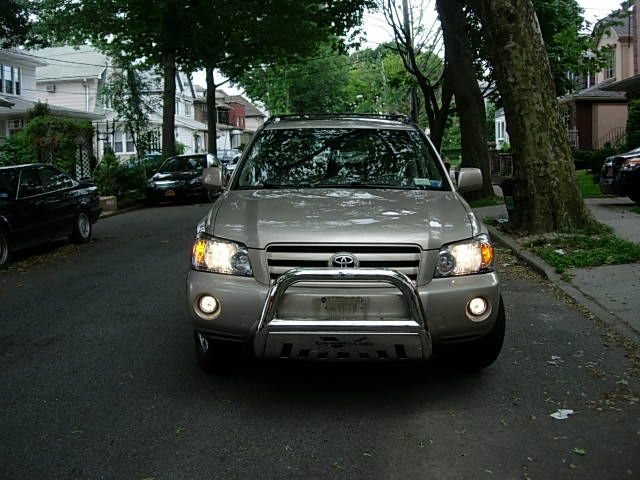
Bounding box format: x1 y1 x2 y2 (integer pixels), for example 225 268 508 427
0 163 102 268
146 153 222 204
216 149 241 164
600 147 640 203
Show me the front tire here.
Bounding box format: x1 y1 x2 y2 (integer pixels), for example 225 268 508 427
0 228 11 269
72 211 92 244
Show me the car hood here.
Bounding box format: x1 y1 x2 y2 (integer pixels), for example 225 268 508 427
204 188 478 250
152 171 200 181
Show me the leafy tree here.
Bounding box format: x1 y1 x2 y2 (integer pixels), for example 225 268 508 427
474 0 597 234
381 0 453 150
0 0 31 48
0 104 93 173
626 99 640 150
239 43 352 114
101 66 161 166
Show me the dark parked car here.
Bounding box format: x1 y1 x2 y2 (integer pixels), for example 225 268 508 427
216 149 241 177
0 163 102 268
146 153 222 204
600 147 640 203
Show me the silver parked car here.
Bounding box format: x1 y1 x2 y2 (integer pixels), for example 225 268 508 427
187 114 504 371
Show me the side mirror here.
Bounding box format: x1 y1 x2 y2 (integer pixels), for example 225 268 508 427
202 166 223 192
457 167 483 192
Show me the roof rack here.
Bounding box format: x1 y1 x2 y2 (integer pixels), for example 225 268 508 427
265 113 414 125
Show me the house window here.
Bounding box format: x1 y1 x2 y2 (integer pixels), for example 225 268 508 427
113 131 136 154
176 98 182 116
0 64 21 95
3 64 14 94
604 48 616 80
184 101 192 117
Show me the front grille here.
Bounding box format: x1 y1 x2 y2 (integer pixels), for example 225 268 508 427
266 244 421 281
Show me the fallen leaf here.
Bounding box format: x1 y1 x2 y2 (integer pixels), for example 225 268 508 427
572 447 586 456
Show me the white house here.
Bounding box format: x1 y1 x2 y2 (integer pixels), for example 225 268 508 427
31 46 207 160
0 48 101 147
494 108 509 149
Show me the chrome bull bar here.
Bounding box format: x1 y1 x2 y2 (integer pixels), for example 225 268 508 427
253 268 432 360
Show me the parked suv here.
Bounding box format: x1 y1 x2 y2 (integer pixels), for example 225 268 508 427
187 114 505 371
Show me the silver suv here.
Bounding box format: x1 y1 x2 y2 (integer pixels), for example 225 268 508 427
187 114 504 371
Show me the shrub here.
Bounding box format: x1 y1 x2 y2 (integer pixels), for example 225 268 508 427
626 99 640 150
93 152 147 197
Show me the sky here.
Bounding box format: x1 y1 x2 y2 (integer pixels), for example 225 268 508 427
195 0 627 97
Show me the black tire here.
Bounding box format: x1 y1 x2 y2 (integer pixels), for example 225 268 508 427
0 228 11 269
194 331 241 372
444 297 506 371
71 210 92 244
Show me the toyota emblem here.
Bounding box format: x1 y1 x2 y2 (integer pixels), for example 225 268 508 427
329 252 359 268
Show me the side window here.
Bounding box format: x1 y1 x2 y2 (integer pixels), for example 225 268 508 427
38 166 75 192
18 168 44 198
0 169 19 199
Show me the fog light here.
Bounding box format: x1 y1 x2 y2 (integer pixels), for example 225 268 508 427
468 297 488 316
198 295 219 315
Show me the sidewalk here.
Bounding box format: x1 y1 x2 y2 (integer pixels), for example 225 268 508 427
474 197 640 343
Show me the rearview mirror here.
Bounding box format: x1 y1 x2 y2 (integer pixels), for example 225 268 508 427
457 167 483 192
202 166 223 192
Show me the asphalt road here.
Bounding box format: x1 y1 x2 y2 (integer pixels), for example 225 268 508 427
1 204 639 480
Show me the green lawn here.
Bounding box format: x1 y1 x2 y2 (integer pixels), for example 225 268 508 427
632 206 640 215
468 195 504 208
576 169 605 198
527 231 640 273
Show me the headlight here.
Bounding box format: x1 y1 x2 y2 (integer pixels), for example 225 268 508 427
192 236 253 276
435 234 494 277
188 176 202 185
622 158 640 170
147 180 155 187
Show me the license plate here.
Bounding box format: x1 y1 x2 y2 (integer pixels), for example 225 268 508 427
319 296 368 319
164 190 176 197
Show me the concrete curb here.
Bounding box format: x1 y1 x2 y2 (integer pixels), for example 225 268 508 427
487 225 640 344
99 204 145 219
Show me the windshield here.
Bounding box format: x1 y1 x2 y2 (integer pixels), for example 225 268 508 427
235 128 448 190
158 155 206 173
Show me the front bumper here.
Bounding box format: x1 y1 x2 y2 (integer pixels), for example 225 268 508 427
187 268 501 360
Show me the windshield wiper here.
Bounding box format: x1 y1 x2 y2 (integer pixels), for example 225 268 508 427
309 181 414 190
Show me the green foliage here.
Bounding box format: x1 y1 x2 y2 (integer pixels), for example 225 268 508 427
631 206 640 214
625 99 640 150
93 152 147 197
238 42 423 116
101 67 160 158
175 142 187 155
0 0 32 48
572 146 621 177
575 169 605 198
0 129 37 166
500 142 511 153
527 231 640 273
0 109 93 173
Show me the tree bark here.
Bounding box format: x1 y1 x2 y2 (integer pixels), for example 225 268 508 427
205 66 218 154
161 50 176 158
436 0 494 200
476 0 596 233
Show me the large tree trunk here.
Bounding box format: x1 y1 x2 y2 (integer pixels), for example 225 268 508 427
205 66 218 154
161 50 176 158
476 0 596 233
436 0 494 200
